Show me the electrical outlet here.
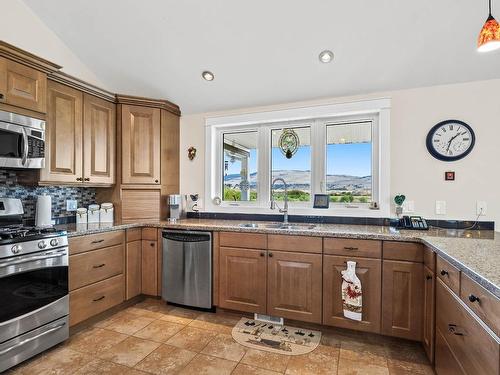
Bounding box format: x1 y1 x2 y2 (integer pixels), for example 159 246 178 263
66 199 77 212
403 200 414 213
435 200 446 215
476 201 487 216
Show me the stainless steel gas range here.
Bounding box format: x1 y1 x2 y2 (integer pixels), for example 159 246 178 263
0 198 69 373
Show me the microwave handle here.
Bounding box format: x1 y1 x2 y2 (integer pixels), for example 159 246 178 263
21 127 28 166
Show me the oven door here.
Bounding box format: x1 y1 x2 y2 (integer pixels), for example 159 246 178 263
0 248 69 343
0 122 24 168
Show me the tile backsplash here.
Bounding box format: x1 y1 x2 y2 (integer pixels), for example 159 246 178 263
0 169 96 222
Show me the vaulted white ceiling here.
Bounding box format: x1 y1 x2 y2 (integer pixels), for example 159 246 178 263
23 0 500 114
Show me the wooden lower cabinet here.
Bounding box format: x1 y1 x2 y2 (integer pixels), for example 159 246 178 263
323 255 381 333
267 251 322 323
381 260 423 340
126 240 142 300
435 327 466 375
69 274 124 326
219 247 267 314
142 239 158 296
423 265 435 362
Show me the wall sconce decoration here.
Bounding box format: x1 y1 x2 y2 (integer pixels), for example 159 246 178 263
394 194 406 216
188 146 197 161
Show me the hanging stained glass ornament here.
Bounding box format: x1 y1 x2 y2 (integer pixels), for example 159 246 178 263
279 129 300 159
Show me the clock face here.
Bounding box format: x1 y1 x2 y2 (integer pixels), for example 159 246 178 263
426 120 475 161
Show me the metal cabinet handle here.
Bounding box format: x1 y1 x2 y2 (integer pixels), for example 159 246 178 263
150 242 155 247
426 275 433 280
93 296 105 302
448 324 464 336
268 252 273 257
440 270 449 276
0 93 4 100
91 239 105 244
260 252 265 257
93 263 105 268
344 247 358 251
76 177 83 181
155 179 159 183
84 177 90 181
468 294 480 303
0 322 66 356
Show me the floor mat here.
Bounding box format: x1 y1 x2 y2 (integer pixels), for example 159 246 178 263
231 317 321 355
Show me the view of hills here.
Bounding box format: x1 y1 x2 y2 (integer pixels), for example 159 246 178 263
224 170 371 194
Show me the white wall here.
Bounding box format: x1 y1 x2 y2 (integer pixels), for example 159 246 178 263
180 79 500 225
1 0 103 86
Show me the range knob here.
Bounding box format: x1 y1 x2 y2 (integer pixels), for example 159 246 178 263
50 239 59 247
11 244 22 254
38 241 47 249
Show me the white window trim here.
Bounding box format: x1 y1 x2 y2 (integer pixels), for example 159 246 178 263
205 98 391 218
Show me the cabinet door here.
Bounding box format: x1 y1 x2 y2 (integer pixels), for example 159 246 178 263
382 260 423 340
0 57 47 113
141 240 158 296
121 105 160 185
267 251 322 323
323 255 381 333
126 240 142 300
83 94 115 184
40 81 83 183
423 265 435 363
219 247 267 314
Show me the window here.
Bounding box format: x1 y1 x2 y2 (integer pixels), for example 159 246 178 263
206 99 390 216
222 131 258 202
326 121 372 204
271 127 311 202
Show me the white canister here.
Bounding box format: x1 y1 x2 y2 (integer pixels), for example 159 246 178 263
100 202 114 223
88 204 100 224
76 207 87 224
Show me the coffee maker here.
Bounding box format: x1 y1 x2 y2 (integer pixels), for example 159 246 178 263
168 194 185 221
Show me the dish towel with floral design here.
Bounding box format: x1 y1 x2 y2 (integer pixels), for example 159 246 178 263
341 261 362 321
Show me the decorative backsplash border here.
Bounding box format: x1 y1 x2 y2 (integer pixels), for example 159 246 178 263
0 169 96 222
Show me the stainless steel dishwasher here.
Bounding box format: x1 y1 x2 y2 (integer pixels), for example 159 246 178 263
162 230 212 309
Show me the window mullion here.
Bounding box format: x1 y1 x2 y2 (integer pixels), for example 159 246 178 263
311 119 326 197
257 126 270 207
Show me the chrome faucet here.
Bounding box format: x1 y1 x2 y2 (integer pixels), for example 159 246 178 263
270 177 289 224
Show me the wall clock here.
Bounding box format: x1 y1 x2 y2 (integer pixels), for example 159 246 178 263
426 120 475 162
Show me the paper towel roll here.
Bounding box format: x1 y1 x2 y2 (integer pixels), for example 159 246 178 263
35 194 52 228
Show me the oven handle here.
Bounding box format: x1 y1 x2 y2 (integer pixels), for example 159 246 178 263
0 251 67 268
0 322 66 356
21 127 28 166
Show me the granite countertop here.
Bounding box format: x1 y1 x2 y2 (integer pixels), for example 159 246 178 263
58 218 500 298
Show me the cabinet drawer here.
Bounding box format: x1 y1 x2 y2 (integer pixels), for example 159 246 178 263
141 228 157 241
267 235 322 254
436 279 499 375
324 238 381 258
219 232 267 249
460 273 500 337
69 244 124 290
69 230 125 255
435 328 466 375
383 241 423 262
436 256 460 295
424 246 436 271
69 274 124 326
126 228 142 242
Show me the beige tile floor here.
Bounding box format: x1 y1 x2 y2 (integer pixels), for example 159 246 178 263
8 298 434 375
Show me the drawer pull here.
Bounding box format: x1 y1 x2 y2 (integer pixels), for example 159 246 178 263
440 269 449 276
448 324 464 336
93 296 105 302
343 246 358 251
426 275 433 280
0 93 4 100
268 252 273 257
260 252 265 257
91 239 105 244
93 263 106 268
468 294 480 303
150 242 155 247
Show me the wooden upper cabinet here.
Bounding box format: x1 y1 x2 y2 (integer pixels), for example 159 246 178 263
121 105 161 185
323 255 381 333
382 260 423 340
40 81 83 183
83 94 116 184
267 251 322 323
219 247 267 314
0 57 47 113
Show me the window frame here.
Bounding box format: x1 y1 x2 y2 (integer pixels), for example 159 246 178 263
205 98 391 217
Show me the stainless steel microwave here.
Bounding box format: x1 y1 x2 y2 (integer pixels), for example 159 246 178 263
0 110 45 169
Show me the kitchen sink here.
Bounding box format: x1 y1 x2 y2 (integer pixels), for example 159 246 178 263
238 223 260 228
264 223 316 230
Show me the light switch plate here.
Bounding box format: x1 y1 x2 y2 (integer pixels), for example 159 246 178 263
403 200 415 213
435 200 446 215
66 199 77 212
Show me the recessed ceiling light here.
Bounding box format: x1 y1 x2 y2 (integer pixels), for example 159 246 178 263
202 71 215 81
318 50 334 63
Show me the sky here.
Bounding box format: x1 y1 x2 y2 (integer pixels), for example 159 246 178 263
225 143 372 177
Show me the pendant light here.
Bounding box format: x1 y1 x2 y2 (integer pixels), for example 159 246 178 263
478 0 500 52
